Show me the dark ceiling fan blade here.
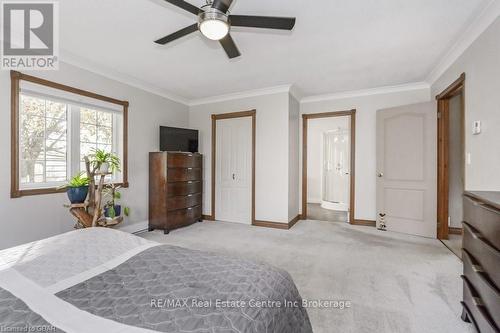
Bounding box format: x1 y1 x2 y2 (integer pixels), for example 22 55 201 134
154 24 198 45
162 0 200 15
230 15 296 30
219 34 240 59
211 0 233 13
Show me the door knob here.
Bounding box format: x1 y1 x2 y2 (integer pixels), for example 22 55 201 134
377 172 384 178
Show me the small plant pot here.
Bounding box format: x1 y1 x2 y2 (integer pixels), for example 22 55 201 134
98 162 110 174
104 204 121 218
67 186 89 204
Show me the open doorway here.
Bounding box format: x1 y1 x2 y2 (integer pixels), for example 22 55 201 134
437 73 465 257
302 110 356 224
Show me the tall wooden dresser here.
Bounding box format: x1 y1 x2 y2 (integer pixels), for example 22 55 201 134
461 191 500 333
149 152 203 234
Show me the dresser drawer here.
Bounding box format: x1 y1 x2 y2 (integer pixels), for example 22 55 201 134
167 181 202 197
167 168 202 182
167 206 201 227
464 196 500 250
462 249 500 328
167 153 202 168
167 193 202 211
463 222 500 287
462 276 499 333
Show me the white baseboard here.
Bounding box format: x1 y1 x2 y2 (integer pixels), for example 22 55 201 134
117 220 148 234
307 199 321 204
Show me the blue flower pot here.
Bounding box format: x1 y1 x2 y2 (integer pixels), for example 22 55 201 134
67 186 89 204
104 205 121 218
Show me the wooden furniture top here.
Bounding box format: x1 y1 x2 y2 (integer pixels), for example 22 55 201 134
465 191 500 211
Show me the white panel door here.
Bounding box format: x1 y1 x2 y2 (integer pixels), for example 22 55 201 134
376 102 437 238
216 117 252 224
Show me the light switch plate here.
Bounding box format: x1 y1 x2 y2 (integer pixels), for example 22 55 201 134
473 121 481 135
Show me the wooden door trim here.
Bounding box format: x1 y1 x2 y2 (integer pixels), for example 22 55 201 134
436 73 465 240
302 109 357 224
211 110 256 224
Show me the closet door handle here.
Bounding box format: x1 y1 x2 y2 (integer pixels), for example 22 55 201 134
232 173 235 180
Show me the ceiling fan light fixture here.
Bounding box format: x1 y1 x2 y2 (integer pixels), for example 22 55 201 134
198 9 229 41
199 19 229 40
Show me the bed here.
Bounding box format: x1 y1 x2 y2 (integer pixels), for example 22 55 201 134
0 228 312 332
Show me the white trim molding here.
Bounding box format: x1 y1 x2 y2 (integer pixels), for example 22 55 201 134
300 82 430 104
426 0 500 84
60 49 190 105
117 220 149 234
188 84 292 106
289 85 304 102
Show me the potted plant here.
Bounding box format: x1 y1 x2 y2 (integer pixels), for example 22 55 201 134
103 183 130 219
62 172 90 204
89 148 121 174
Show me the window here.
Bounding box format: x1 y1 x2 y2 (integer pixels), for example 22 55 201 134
19 95 68 185
11 71 128 197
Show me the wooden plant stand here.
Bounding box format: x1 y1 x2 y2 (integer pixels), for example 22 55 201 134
67 157 123 229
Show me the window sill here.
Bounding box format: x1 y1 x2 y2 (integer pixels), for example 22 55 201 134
11 182 129 198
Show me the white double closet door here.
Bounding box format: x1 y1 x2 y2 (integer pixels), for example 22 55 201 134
215 117 252 224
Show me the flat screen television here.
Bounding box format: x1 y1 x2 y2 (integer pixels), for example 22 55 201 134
160 126 199 153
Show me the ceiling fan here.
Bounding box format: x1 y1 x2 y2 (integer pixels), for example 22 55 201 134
154 0 296 59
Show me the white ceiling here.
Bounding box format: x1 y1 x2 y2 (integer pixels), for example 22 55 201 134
59 0 492 101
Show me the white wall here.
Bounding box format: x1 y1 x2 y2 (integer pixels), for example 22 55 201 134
300 87 430 221
288 95 300 221
0 62 189 249
431 16 500 191
189 92 291 224
307 116 350 204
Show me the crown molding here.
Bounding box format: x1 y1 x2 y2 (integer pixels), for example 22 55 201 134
188 84 293 106
59 50 190 105
426 0 500 84
300 82 430 104
289 84 304 102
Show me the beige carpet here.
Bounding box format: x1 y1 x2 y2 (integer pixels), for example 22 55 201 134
140 220 472 333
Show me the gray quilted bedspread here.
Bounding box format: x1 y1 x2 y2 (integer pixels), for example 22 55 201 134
0 287 64 332
56 245 312 333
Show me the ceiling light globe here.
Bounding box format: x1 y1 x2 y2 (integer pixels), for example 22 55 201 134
199 19 229 41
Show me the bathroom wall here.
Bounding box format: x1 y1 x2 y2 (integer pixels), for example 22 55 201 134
307 116 350 203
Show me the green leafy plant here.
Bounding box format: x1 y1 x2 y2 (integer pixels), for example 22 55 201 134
60 172 89 189
89 148 121 173
103 183 130 218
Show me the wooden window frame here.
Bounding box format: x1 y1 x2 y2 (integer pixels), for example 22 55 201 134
10 70 129 198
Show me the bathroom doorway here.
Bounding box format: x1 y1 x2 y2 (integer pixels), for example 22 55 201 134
302 110 356 223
